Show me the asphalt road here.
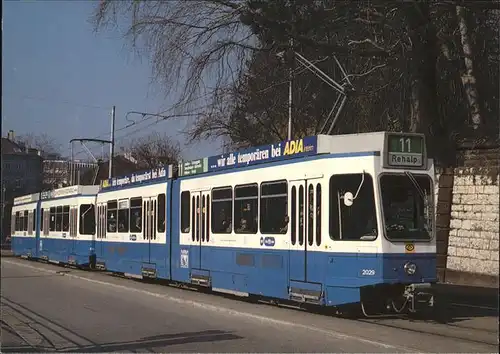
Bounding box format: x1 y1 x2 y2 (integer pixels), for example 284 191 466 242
1 258 498 353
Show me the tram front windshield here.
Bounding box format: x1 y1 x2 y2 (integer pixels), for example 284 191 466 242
380 173 433 241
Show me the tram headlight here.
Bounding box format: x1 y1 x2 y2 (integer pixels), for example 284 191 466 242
404 262 417 275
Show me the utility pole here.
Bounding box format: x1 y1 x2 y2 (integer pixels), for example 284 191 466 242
287 38 294 141
70 138 112 186
109 105 116 179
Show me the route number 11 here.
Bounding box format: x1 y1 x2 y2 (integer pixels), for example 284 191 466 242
400 137 411 153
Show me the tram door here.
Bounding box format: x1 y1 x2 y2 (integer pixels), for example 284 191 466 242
41 208 50 258
27 210 35 257
34 207 41 258
288 178 322 283
69 206 79 257
190 190 211 270
142 197 157 263
96 203 107 258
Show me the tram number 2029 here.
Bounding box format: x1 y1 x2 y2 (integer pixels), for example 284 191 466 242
361 269 376 276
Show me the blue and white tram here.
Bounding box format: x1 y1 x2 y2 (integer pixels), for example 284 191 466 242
11 193 41 259
95 167 173 278
170 132 436 314
13 131 436 315
38 185 99 266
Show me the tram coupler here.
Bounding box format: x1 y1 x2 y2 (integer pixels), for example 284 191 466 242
404 283 434 313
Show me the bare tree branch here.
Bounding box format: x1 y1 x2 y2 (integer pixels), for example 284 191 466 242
348 39 387 52
15 133 61 157
125 132 181 169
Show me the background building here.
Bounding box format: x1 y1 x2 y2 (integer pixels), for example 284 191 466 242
43 156 97 189
1 130 44 243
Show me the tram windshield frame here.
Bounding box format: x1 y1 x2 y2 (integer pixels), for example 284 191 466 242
379 172 433 242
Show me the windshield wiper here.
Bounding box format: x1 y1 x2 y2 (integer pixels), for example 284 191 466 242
404 171 432 231
404 171 426 200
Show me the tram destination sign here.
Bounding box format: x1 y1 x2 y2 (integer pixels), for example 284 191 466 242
386 133 426 168
207 136 318 172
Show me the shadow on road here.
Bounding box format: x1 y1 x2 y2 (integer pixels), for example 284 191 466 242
396 284 499 326
1 295 244 353
435 284 499 306
431 302 498 325
431 283 499 323
64 330 243 352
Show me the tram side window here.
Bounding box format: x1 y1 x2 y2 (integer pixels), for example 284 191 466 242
55 206 62 232
49 207 56 231
16 212 20 232
308 184 314 246
316 184 322 246
180 192 189 233
260 180 288 234
32 209 36 232
118 199 129 233
158 193 167 233
234 184 258 234
107 200 117 233
130 198 142 233
191 196 195 241
79 204 95 235
329 174 378 241
211 187 232 234
40 209 44 232
62 206 70 232
291 187 297 245
23 210 28 231
15 212 20 231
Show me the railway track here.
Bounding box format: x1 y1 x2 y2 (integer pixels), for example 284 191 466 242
0 296 99 352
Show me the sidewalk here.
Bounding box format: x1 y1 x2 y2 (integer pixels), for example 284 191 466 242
1 249 14 257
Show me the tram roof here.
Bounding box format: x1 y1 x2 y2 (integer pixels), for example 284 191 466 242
13 193 40 205
40 185 100 200
99 166 173 191
98 131 428 189
177 131 428 177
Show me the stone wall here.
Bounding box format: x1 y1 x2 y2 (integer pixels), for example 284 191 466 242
435 144 499 284
447 168 499 276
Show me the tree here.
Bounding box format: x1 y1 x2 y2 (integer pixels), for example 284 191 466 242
15 133 62 158
126 132 181 169
92 1 256 121
221 1 499 160
456 5 483 131
93 1 499 164
79 132 181 185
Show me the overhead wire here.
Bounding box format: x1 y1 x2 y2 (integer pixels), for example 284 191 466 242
67 91 211 160
5 89 209 161
69 109 203 160
69 114 163 160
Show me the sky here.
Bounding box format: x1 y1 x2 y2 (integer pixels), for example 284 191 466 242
2 0 221 162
